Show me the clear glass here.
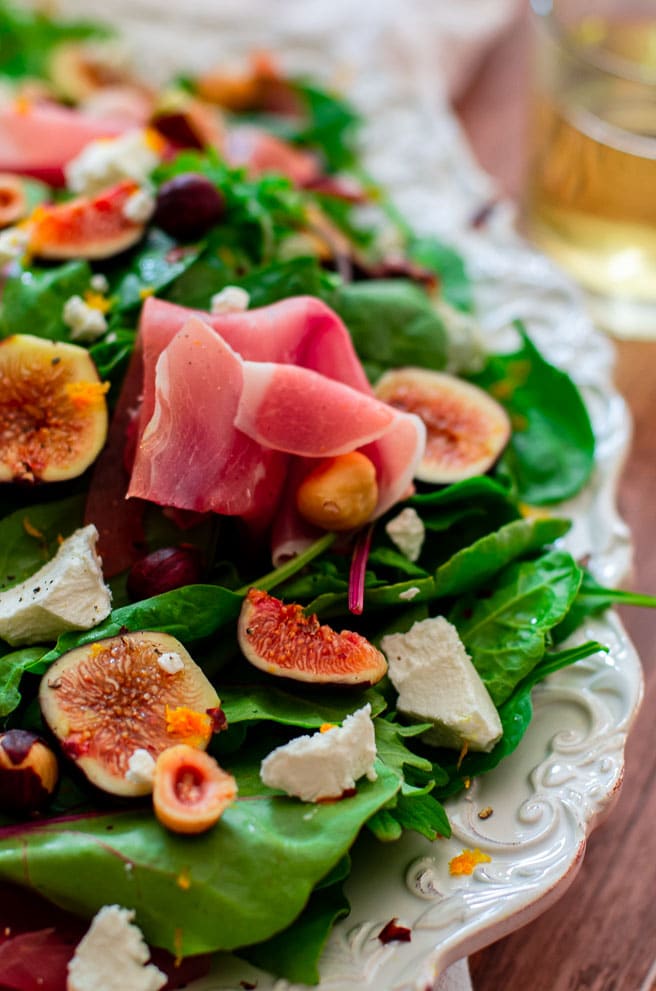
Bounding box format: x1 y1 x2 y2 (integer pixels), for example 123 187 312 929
524 0 656 338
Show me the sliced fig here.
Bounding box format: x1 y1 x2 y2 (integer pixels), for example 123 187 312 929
39 631 221 797
296 452 379 532
0 173 28 228
0 334 108 483
153 744 237 834
27 180 146 260
374 367 511 484
238 588 387 686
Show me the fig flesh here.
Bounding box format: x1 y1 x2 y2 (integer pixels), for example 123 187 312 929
0 334 109 483
374 367 511 484
0 173 28 228
39 631 221 797
153 744 237 834
27 180 146 260
238 588 387 686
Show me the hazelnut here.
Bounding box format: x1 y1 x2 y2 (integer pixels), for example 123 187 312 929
0 730 59 815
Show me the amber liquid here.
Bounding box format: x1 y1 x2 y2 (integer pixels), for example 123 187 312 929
525 21 656 336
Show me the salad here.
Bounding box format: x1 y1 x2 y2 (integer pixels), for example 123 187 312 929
0 3 650 988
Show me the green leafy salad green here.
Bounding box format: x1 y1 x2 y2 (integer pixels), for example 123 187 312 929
0 2 653 984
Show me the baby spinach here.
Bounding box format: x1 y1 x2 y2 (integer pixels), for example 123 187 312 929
406 235 473 313
451 549 583 705
470 328 595 505
0 761 400 957
0 646 48 717
107 230 202 313
554 570 656 643
220 683 386 728
0 494 84 591
0 262 93 342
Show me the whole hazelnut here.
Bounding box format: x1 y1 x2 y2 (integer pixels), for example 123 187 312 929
0 729 59 814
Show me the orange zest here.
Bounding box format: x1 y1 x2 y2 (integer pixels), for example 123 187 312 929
448 848 492 876
64 380 110 409
165 705 213 748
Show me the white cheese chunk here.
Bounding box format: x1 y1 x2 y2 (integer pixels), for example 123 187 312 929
381 617 502 753
89 273 109 293
260 703 377 802
385 507 425 562
65 129 161 196
125 749 156 787
156 651 184 675
122 187 155 224
0 525 112 646
67 905 166 991
0 225 29 267
62 295 108 342
210 285 250 315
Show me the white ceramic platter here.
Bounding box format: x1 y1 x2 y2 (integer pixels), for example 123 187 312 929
44 3 644 987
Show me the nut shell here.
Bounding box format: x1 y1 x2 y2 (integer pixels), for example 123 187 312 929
0 730 59 814
153 744 237 834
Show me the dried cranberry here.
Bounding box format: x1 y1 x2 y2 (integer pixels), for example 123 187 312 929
126 546 202 601
153 173 225 240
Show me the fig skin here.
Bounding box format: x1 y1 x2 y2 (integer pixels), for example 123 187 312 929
238 588 388 686
0 334 108 483
39 631 221 797
0 729 59 815
374 367 511 484
296 452 379 532
153 744 237 834
27 180 146 261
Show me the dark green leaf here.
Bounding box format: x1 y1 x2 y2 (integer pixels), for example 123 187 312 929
221 684 386 728
0 647 48 717
109 230 201 311
0 495 84 591
406 235 473 313
0 1 110 79
0 262 93 341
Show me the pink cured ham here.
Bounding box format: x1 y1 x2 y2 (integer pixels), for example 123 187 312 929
129 316 425 531
131 318 287 522
0 102 125 185
225 124 320 185
137 295 372 441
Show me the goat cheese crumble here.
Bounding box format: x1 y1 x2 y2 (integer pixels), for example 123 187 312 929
66 905 166 991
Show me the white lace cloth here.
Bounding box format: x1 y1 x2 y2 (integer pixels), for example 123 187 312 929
44 2 632 987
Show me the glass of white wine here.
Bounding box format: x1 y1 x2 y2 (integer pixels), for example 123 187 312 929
524 0 656 338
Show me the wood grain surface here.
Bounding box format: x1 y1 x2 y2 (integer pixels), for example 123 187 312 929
456 9 656 991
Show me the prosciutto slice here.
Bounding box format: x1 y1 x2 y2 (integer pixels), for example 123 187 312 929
0 102 125 185
129 315 425 536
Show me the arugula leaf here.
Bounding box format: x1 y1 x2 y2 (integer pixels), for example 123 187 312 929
0 262 93 341
290 80 360 171
329 280 448 381
451 550 583 705
470 328 595 504
0 495 85 591
0 762 400 957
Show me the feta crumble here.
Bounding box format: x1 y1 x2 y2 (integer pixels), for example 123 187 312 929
65 129 162 196
398 586 421 601
89 273 109 293
0 525 112 646
122 187 155 224
210 285 250 315
125 749 156 787
63 295 108 342
66 905 166 991
0 225 29 267
260 703 377 802
156 651 185 674
381 617 502 753
385 507 425 562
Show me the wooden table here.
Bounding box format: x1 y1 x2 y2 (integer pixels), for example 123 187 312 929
455 12 656 990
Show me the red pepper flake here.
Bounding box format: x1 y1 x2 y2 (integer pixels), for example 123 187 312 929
378 918 411 944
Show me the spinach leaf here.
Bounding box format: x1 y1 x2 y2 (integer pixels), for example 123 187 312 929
451 549 583 705
220 684 386 728
554 570 656 643
470 329 595 504
108 231 201 312
0 262 93 341
0 647 48 717
0 0 109 79
329 280 449 381
238 256 334 308
434 517 570 597
406 235 473 313
239 880 350 984
0 495 85 591
0 761 399 957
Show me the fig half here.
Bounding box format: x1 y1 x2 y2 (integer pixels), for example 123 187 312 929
0 334 108 483
39 631 221 797
374 367 511 484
